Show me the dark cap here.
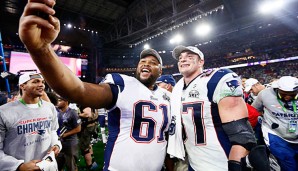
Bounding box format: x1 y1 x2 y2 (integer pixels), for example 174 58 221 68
156 75 176 86
140 49 163 67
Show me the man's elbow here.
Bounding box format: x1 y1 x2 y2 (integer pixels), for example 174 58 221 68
76 125 81 133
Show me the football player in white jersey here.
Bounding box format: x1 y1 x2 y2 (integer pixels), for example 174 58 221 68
18 1 171 170
167 45 269 171
252 76 298 171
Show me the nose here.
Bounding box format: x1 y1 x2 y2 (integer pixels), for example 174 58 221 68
38 82 45 87
283 95 293 101
178 56 187 63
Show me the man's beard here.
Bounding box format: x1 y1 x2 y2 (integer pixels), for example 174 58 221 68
136 71 156 88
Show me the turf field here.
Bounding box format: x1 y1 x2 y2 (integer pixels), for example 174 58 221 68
77 140 106 171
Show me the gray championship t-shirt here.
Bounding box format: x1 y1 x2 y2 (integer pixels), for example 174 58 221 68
0 100 61 170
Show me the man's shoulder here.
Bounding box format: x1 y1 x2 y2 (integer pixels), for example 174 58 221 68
258 87 275 98
69 108 79 114
104 73 137 85
0 100 20 110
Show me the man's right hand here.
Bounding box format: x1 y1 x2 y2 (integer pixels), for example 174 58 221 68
18 160 41 171
19 0 59 53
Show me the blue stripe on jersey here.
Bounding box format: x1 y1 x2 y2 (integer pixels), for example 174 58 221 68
111 73 125 92
210 103 231 158
207 68 233 102
188 164 195 171
107 84 119 110
103 107 121 171
207 69 233 158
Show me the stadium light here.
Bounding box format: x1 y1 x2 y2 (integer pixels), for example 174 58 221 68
67 23 72 28
169 34 184 44
195 23 212 37
259 0 285 14
144 44 150 49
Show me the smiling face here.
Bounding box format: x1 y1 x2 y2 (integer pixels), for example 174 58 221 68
278 89 298 102
178 51 204 79
20 78 45 98
136 55 162 89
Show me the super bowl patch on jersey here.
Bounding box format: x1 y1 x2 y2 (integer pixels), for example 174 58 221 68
189 90 200 98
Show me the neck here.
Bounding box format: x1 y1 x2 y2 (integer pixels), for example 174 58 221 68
61 106 69 112
21 95 40 104
148 84 154 90
183 70 203 86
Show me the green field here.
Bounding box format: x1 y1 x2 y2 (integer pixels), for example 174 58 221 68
77 140 106 171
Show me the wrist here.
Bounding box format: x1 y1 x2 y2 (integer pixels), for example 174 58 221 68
16 163 24 171
53 144 61 150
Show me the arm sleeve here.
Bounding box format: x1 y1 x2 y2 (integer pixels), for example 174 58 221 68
0 112 24 171
251 91 264 112
50 108 62 150
70 110 81 128
103 73 123 110
213 72 243 103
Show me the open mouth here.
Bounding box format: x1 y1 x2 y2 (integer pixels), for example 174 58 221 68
141 68 150 73
180 64 190 68
140 68 152 78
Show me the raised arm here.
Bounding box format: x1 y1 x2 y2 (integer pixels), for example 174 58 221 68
19 0 112 108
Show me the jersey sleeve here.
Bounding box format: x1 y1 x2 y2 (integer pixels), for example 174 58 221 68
212 69 243 103
103 73 125 110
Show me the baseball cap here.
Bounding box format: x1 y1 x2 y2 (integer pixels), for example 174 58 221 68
172 45 204 60
140 49 163 67
156 75 176 86
276 76 298 92
18 72 44 85
244 78 258 92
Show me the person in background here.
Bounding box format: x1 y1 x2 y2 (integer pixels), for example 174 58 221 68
241 77 249 103
79 106 99 170
18 1 171 170
252 76 298 171
244 78 266 105
167 45 269 171
156 75 176 93
244 78 266 144
56 96 81 171
0 72 61 171
156 75 187 171
96 108 108 144
0 92 8 105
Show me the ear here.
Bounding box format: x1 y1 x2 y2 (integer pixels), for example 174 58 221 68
19 84 25 90
199 59 205 65
166 84 170 90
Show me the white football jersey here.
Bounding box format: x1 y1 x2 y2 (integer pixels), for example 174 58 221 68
177 69 243 171
103 73 171 171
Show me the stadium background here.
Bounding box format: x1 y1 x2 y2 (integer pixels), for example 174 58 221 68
1 0 298 170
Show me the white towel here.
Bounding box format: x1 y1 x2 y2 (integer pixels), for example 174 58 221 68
36 151 58 171
167 79 185 160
